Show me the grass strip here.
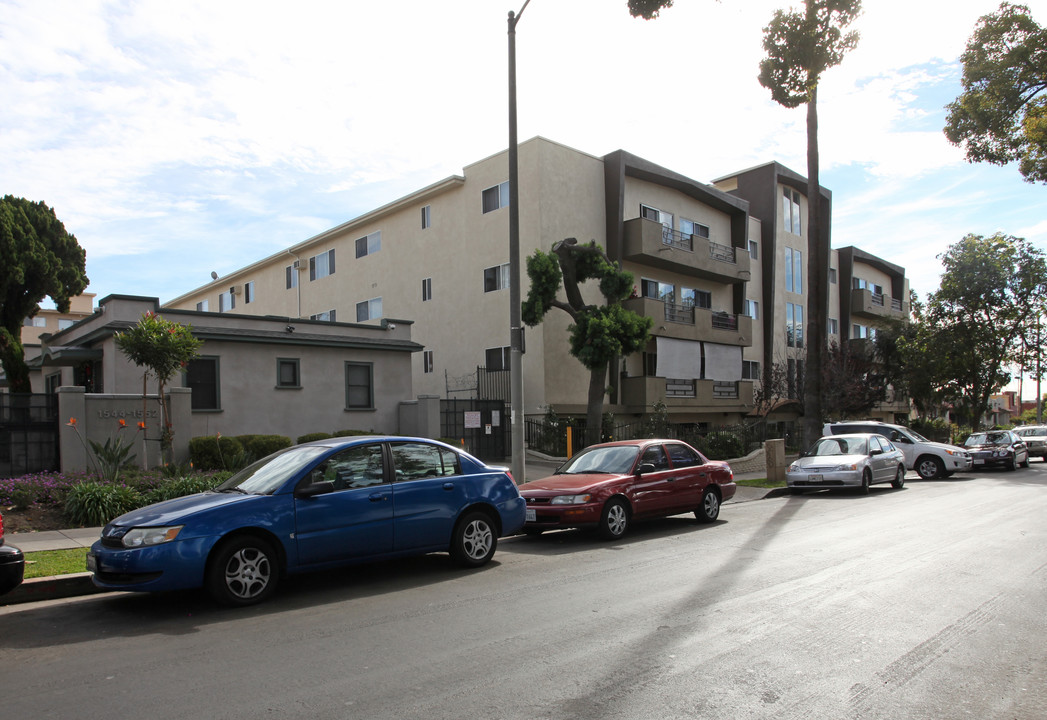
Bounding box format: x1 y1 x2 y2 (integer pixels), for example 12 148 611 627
23 548 91 579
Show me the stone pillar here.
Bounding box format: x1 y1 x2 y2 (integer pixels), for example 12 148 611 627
765 438 786 484
168 387 192 466
57 386 88 473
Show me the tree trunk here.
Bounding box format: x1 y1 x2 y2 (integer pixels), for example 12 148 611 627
802 87 828 449
586 362 607 448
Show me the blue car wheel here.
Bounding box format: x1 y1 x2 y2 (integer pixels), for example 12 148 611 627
206 535 280 606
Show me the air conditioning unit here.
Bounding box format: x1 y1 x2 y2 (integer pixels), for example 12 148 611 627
231 285 242 296
292 260 301 269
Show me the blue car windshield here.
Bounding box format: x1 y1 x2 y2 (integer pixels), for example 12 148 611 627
216 445 331 495
559 446 639 474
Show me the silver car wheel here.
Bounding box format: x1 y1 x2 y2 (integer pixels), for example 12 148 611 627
600 499 629 540
223 547 272 601
461 518 493 561
696 487 720 523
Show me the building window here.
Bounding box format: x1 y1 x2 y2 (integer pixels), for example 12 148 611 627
310 249 336 281
345 362 374 409
829 267 837 284
286 265 298 289
421 205 431 229
356 298 382 322
482 181 510 213
219 290 235 312
422 277 432 302
787 358 804 399
485 346 511 371
310 310 336 322
641 279 674 302
745 299 759 320
355 231 381 259
641 204 674 243
748 240 759 260
423 350 434 374
680 287 711 309
244 281 254 304
680 218 710 240
196 300 209 312
484 263 510 293
853 323 877 340
58 319 75 330
186 357 220 410
828 318 839 335
785 247 803 293
742 360 760 380
276 358 300 388
23 316 46 328
783 187 802 235
787 302 804 348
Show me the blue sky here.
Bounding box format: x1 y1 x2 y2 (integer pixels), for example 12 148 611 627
3 0 1045 311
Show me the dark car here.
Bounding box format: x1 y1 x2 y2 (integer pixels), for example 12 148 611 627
963 430 1030 471
0 511 26 596
87 437 526 606
516 439 736 540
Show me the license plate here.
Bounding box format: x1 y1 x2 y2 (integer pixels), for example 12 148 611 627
526 508 536 522
807 474 823 482
974 459 985 465
86 553 97 573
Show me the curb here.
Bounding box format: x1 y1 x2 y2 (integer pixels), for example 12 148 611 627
0 572 110 606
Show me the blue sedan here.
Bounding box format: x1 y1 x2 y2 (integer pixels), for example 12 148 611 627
87 437 526 606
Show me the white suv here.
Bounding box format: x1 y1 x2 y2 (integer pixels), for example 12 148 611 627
1013 426 1047 462
823 421 972 479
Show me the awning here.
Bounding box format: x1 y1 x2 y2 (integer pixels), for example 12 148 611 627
656 337 702 379
26 346 104 368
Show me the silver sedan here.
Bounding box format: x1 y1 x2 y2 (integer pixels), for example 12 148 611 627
787 433 906 494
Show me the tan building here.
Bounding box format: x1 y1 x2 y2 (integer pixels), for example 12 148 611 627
166 138 910 430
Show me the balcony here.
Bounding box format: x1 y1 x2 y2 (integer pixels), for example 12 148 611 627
620 377 755 413
850 288 908 320
622 218 751 283
623 297 753 347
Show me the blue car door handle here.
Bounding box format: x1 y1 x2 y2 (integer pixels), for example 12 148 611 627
443 482 455 490
369 492 388 502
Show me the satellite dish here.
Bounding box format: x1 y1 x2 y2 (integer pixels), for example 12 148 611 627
210 271 218 280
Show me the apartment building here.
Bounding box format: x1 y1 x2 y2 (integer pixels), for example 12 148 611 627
166 137 909 429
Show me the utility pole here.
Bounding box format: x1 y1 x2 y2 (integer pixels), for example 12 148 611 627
507 1 530 485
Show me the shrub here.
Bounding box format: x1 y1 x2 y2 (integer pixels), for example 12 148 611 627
699 431 746 460
297 432 332 444
146 474 225 503
65 482 143 527
9 485 37 510
237 434 292 458
332 429 374 437
189 435 245 471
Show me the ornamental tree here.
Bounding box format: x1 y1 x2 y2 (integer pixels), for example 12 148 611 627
114 312 202 463
523 239 652 447
0 196 89 392
944 2 1047 184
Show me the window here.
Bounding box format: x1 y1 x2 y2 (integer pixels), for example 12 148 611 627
783 187 802 234
641 279 674 302
23 317 46 328
742 360 760 380
314 444 386 491
421 205 431 229
310 310 336 322
310 249 336 281
196 300 209 312
355 231 381 259
785 247 803 293
422 277 432 302
390 442 461 480
482 181 510 213
787 358 804 399
680 287 711 309
641 204 674 242
423 350 434 374
828 318 839 335
219 290 235 312
345 362 373 409
787 302 804 348
356 298 382 322
643 352 658 377
641 445 670 470
244 281 254 304
680 218 710 239
484 263 510 293
745 299 759 320
829 267 837 284
276 358 300 388
853 324 877 340
58 318 75 330
186 357 220 410
485 346 511 371
666 443 702 468
749 240 759 260
286 265 298 289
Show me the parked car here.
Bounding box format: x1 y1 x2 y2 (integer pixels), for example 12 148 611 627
0 511 25 596
823 421 972 479
516 439 736 540
788 433 906 494
962 430 1030 471
1013 425 1047 462
87 437 526 606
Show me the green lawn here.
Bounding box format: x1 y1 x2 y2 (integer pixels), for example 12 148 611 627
736 477 786 489
23 548 91 579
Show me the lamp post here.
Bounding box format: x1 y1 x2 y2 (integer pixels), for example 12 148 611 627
508 1 530 485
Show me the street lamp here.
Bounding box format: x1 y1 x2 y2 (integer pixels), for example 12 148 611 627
508 1 530 485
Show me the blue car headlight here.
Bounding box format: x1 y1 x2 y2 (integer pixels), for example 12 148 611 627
121 526 184 548
551 494 592 505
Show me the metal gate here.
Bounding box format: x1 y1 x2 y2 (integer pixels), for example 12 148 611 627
0 393 59 477
440 398 509 462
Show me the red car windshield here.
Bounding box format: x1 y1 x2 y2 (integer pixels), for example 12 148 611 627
558 446 639 475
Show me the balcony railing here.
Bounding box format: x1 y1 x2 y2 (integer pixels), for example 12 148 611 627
664 302 696 324
660 226 694 252
711 311 738 331
708 241 737 264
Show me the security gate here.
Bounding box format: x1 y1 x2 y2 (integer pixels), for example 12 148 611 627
440 398 509 462
0 393 59 477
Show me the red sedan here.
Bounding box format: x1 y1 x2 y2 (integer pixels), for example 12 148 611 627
517 439 736 540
